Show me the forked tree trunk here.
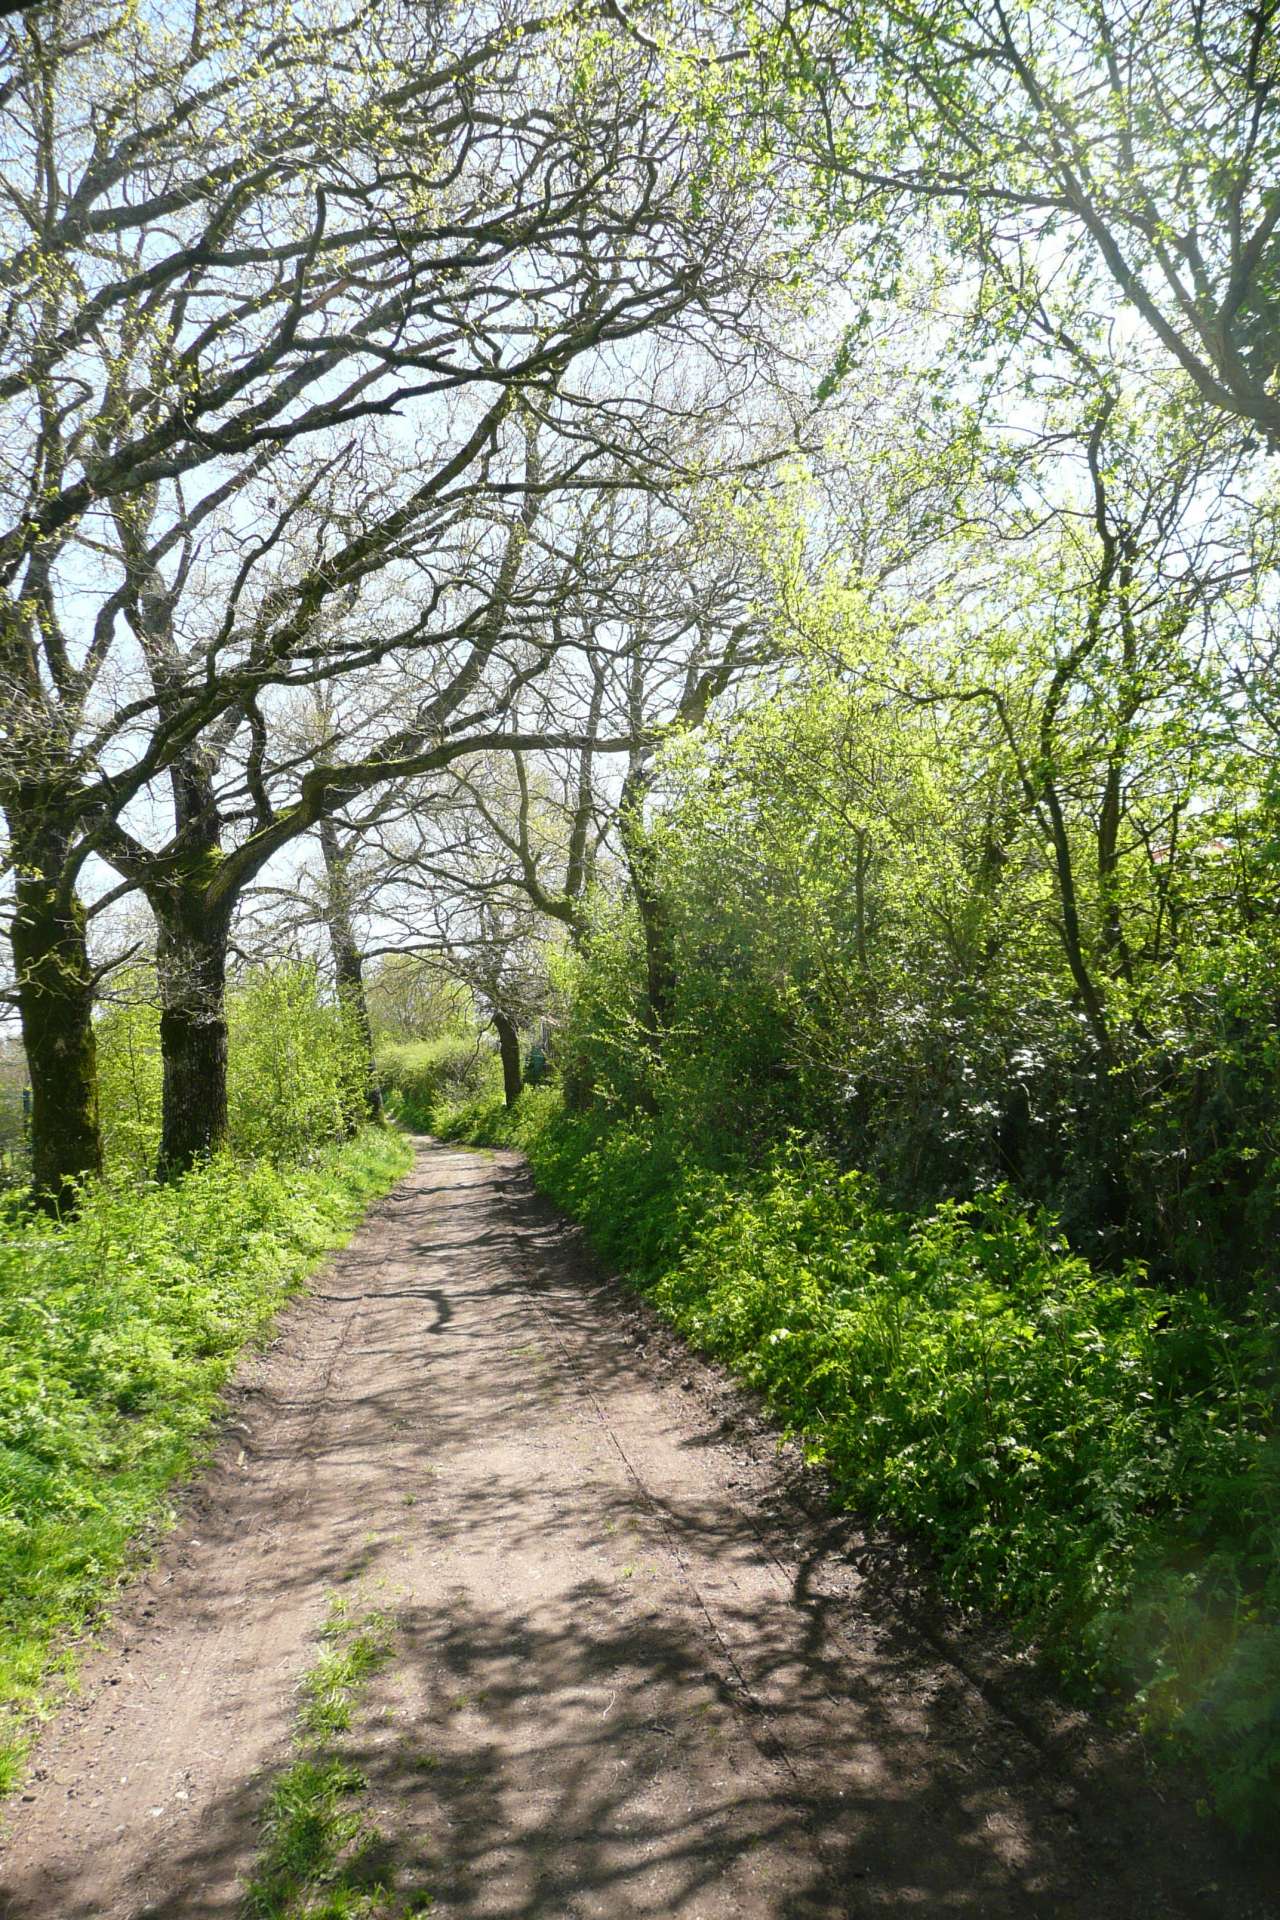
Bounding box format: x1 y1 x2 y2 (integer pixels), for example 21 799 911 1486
154 898 233 1178
10 823 103 1210
494 1009 523 1107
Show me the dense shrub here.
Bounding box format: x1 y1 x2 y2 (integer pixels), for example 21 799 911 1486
377 1031 497 1129
440 1087 1280 1831
573 686 1280 1299
0 1074 29 1189
95 992 163 1175
228 966 369 1159
96 963 371 1175
0 1127 412 1786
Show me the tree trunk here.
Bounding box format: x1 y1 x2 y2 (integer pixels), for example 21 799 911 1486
635 874 676 1032
154 898 233 1178
494 1009 523 1107
334 945 384 1127
618 784 672 1115
624 828 676 1035
319 817 383 1126
9 822 102 1210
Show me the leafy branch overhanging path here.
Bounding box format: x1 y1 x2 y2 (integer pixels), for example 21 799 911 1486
0 1142 1272 1920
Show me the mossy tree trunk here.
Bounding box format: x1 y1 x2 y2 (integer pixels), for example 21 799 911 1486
153 884 234 1180
10 819 103 1210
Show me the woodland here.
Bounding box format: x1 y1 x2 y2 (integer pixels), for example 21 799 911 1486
0 0 1278 1856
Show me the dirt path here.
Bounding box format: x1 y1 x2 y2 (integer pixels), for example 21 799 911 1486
1 1140 1274 1920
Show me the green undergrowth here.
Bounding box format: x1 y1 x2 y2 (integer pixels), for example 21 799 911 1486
243 1598 434 1920
377 1035 496 1132
0 1128 413 1790
434 1087 1280 1833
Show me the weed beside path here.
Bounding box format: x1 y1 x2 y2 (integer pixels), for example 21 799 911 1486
0 1128 412 1787
243 1598 437 1920
436 1088 1280 1835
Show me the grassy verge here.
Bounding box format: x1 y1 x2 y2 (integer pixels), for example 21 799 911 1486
436 1087 1280 1833
243 1599 433 1920
0 1128 413 1788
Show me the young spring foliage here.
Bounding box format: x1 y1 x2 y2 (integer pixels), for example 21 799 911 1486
96 963 376 1176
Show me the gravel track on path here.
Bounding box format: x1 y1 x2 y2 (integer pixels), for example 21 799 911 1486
1 1139 1274 1920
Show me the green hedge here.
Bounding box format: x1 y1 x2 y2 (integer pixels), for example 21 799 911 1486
377 1033 497 1129
438 1087 1280 1832
0 1128 412 1786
